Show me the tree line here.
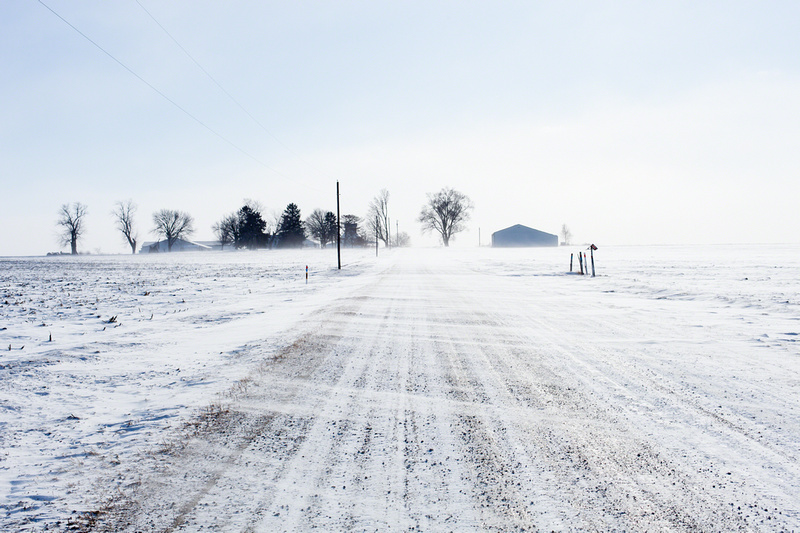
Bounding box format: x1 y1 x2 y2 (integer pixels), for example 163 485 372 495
55 187 473 254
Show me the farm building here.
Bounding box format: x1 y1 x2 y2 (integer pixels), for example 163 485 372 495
139 239 214 253
491 224 558 247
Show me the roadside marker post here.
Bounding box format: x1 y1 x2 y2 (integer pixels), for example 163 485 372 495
570 246 597 277
305 265 308 284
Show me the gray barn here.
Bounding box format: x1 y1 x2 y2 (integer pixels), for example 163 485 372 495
491 224 558 247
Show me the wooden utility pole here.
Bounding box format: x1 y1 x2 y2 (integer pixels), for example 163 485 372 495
336 181 341 270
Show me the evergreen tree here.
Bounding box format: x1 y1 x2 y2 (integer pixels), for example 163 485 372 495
236 205 267 249
323 211 338 247
277 203 305 248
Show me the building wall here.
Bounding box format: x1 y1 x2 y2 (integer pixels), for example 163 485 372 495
491 225 558 247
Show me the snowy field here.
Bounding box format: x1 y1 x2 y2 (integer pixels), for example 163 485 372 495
1 244 799 531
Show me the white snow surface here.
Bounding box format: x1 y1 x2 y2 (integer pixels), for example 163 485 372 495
1 245 799 531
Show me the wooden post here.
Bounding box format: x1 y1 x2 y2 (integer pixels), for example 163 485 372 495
579 252 584 275
570 253 573 272
591 249 595 277
305 265 308 284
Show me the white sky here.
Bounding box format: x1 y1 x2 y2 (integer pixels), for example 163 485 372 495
2 1 799 255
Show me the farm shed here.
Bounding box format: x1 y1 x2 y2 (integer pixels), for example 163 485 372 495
491 224 558 247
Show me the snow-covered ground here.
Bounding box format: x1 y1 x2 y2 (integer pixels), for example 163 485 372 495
2 244 799 531
0 249 376 530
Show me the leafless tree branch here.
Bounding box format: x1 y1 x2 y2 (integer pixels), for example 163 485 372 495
418 187 473 247
152 209 194 252
57 202 87 255
112 200 138 254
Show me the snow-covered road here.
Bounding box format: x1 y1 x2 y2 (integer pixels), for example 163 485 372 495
89 247 800 531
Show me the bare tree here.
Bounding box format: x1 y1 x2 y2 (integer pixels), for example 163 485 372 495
242 198 265 216
367 189 390 247
393 231 411 247
212 213 238 250
304 209 338 248
305 209 327 248
112 200 138 254
57 202 88 255
418 187 473 247
560 223 572 245
152 209 194 252
264 209 282 247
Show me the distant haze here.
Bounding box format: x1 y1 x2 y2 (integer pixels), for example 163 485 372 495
2 2 799 255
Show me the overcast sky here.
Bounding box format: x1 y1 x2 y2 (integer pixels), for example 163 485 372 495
2 1 799 255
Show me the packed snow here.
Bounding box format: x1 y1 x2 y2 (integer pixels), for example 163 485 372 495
1 244 799 531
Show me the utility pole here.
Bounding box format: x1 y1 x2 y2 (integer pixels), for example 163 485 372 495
336 181 341 270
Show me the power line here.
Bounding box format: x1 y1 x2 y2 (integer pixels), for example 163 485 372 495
134 2 323 171
36 0 293 181
133 0 332 184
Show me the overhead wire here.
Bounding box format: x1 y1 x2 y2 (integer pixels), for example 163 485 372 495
36 0 301 186
133 0 331 186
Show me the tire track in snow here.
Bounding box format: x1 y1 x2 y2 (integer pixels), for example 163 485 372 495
451 263 798 529
249 261 482 531
92 251 800 531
